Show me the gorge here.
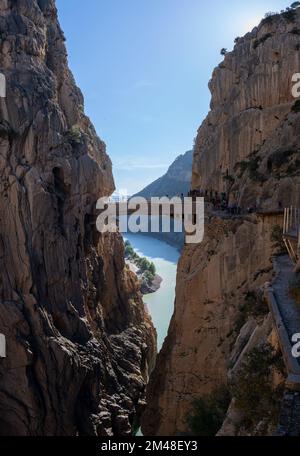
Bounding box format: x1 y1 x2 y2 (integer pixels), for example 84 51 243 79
1 0 300 438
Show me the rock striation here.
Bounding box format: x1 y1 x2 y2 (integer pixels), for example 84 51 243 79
0 0 156 436
142 9 300 436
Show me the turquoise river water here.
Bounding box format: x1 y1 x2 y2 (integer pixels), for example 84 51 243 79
124 233 180 351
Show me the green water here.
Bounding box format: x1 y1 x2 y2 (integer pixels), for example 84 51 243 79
124 233 180 351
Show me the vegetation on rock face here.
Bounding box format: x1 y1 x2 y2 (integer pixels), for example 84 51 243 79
261 3 299 26
240 291 269 320
231 291 268 339
65 124 83 145
124 240 157 289
253 33 273 49
270 225 287 255
186 386 231 436
292 99 300 113
231 344 285 432
267 149 300 178
289 274 300 305
234 155 266 183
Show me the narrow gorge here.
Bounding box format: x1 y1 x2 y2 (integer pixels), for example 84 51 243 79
142 8 300 436
1 0 300 439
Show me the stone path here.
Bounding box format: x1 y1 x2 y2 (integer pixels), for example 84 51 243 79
277 390 300 436
272 255 300 367
270 256 300 435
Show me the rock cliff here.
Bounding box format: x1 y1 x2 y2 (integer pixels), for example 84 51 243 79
142 8 300 436
0 0 156 436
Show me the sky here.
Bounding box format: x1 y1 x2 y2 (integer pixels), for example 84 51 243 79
56 0 289 194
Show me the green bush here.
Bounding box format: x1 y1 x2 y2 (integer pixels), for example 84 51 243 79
239 291 269 319
124 241 156 275
262 13 277 25
253 33 272 49
231 344 284 427
270 225 286 254
186 386 231 436
289 274 300 305
283 8 297 22
287 159 300 175
142 270 155 286
222 174 235 184
292 100 300 113
291 1 300 8
267 149 295 173
124 243 135 259
66 125 83 145
290 27 300 34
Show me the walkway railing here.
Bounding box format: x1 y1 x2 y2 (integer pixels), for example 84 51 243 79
283 207 300 264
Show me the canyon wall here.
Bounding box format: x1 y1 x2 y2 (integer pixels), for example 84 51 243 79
143 9 300 436
0 0 155 436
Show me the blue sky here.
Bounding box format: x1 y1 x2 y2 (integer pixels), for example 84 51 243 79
56 0 289 194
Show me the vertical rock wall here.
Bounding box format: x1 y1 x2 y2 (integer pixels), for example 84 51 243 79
0 0 156 436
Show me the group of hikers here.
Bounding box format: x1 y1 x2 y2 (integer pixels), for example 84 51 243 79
188 189 283 215
186 188 272 215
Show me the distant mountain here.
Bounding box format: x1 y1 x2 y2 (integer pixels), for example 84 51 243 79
135 150 193 198
133 150 193 250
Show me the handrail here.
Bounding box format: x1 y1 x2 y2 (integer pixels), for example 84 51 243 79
283 207 300 265
283 207 300 235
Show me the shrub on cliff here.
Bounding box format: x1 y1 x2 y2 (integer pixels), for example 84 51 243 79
65 124 83 145
289 274 300 305
231 344 284 429
142 270 155 286
291 2 300 8
186 386 231 436
283 8 297 22
292 99 300 113
262 12 279 26
253 33 272 49
270 225 287 255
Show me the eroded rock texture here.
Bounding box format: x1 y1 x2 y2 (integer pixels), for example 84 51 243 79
0 0 156 436
142 10 300 436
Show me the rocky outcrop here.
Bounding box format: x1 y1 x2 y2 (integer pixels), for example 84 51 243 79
0 0 156 436
142 9 300 436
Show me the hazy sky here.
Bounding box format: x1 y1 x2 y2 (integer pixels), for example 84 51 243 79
56 0 289 194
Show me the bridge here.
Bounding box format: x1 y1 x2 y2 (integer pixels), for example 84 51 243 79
90 198 203 228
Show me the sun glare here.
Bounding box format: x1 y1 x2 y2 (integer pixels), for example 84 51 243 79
242 14 265 34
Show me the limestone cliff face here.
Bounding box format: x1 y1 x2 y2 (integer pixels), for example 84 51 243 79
193 10 300 209
0 0 155 436
142 9 300 436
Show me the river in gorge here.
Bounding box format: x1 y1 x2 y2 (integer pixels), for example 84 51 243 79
124 233 180 351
